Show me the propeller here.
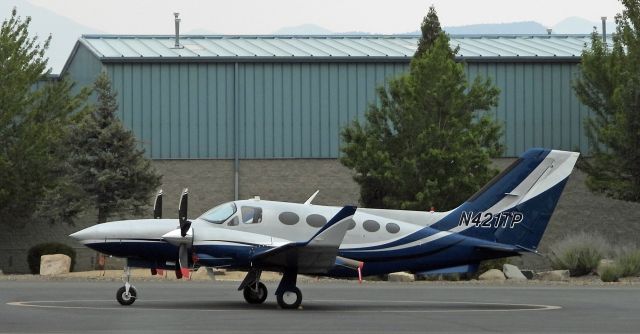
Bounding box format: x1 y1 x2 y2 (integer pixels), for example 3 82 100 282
177 188 192 279
160 188 194 279
153 189 163 219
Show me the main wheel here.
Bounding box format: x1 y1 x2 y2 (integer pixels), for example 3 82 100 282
116 286 137 306
276 287 302 309
243 282 268 304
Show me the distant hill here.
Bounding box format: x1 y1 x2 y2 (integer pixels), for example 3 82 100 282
2 0 101 74
273 24 333 35
552 16 615 34
443 21 548 35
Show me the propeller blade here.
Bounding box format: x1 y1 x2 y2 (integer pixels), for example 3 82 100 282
153 189 163 219
178 244 191 279
178 188 190 237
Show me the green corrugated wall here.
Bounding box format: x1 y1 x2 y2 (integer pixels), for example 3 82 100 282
68 44 591 159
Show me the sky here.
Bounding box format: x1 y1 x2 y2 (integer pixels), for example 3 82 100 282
25 0 623 35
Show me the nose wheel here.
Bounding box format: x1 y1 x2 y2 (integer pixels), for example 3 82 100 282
117 284 137 305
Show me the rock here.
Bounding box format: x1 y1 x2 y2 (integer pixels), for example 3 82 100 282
503 264 527 280
190 267 227 280
536 270 570 281
40 254 71 276
478 269 506 281
520 270 535 280
388 272 415 282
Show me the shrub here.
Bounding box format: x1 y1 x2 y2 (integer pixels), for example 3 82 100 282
599 263 622 282
548 232 611 276
616 248 640 277
27 243 76 274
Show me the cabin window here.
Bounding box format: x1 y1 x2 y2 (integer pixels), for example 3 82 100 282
241 206 263 224
227 216 239 226
200 202 237 224
363 220 380 232
385 223 400 234
279 212 299 225
346 219 356 230
306 214 326 228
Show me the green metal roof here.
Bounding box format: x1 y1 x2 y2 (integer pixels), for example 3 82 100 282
74 34 610 64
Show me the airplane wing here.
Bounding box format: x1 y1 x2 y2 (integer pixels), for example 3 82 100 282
250 206 356 274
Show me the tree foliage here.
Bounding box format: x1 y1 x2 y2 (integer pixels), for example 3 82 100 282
573 0 640 202
340 6 503 210
0 8 89 225
68 72 162 224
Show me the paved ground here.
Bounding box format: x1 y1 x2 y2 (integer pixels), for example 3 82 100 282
1 279 639 333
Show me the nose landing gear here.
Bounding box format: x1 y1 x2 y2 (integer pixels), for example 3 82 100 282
117 266 137 306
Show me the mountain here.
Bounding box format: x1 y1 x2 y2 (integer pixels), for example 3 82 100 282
273 24 333 35
443 21 547 35
274 21 550 36
1 0 101 74
552 16 616 34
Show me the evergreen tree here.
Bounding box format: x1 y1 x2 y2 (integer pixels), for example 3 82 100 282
415 6 448 58
69 72 162 224
573 0 640 202
0 8 89 225
340 7 503 210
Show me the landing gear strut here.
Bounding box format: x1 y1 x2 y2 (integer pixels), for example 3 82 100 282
239 269 267 305
275 269 302 309
117 266 137 306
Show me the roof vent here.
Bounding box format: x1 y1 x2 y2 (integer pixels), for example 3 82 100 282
173 13 183 49
546 28 552 35
601 16 607 45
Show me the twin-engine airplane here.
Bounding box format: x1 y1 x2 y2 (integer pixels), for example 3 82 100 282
70 148 579 309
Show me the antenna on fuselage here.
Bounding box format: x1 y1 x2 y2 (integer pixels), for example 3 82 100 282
304 190 320 205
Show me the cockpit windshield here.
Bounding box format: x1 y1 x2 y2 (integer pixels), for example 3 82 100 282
200 202 237 224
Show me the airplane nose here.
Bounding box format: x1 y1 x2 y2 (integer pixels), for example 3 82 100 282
69 225 102 243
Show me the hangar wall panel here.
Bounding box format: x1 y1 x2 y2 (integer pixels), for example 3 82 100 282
465 63 590 156
97 56 590 158
107 63 236 159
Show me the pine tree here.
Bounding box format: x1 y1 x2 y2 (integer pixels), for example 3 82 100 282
69 72 162 224
573 0 640 202
340 7 503 210
0 8 90 225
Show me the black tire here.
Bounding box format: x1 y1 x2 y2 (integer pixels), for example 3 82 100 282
276 287 302 309
116 286 137 306
243 282 268 304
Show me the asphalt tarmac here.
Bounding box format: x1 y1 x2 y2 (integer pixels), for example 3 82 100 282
1 279 639 333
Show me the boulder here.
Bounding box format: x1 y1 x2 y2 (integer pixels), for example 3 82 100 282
503 264 527 280
478 269 506 281
535 270 570 281
190 267 220 280
388 272 415 282
40 254 71 276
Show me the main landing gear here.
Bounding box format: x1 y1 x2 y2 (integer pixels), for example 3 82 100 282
116 266 137 306
274 269 302 309
238 268 303 309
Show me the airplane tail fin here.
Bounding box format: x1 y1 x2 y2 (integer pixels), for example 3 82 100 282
432 148 579 251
